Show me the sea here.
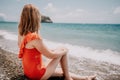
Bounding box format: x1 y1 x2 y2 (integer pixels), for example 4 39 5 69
0 22 120 65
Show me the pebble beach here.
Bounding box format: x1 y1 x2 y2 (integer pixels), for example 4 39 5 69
0 47 120 80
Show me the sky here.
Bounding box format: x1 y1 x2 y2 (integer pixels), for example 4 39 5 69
0 0 120 24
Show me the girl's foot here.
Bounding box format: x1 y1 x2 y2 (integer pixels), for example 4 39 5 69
86 75 96 80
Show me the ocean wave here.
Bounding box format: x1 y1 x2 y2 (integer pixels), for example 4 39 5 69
43 39 120 65
0 30 120 65
0 30 17 41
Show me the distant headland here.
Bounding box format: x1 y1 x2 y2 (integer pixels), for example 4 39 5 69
41 15 53 23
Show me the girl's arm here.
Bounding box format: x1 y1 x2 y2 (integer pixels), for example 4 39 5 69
33 39 67 59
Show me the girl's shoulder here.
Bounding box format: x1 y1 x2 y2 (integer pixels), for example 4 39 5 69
25 32 42 43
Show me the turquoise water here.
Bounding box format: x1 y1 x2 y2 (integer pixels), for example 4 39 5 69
0 22 120 52
41 23 120 52
1 22 120 64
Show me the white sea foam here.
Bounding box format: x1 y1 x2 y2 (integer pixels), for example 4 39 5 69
0 30 17 41
43 39 120 65
0 30 120 65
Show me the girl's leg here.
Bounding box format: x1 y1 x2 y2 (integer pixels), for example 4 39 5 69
41 57 62 80
51 68 96 80
59 53 96 80
41 53 72 80
41 53 96 80
60 53 72 80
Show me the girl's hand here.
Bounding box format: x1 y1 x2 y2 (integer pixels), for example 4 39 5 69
55 46 68 53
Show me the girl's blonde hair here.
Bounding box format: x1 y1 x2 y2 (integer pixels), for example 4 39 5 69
18 4 41 36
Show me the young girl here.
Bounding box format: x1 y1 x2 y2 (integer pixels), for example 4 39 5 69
18 4 96 80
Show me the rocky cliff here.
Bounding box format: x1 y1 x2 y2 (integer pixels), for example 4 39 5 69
41 15 53 23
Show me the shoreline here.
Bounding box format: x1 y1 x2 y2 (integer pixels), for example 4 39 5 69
0 48 120 80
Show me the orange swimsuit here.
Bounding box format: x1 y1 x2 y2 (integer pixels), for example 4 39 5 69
18 32 46 80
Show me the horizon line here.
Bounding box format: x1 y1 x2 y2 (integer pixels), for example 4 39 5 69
0 21 120 25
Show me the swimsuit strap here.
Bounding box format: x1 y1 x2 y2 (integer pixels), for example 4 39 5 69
18 32 41 58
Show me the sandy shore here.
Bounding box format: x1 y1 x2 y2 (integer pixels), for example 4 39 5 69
0 47 120 80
